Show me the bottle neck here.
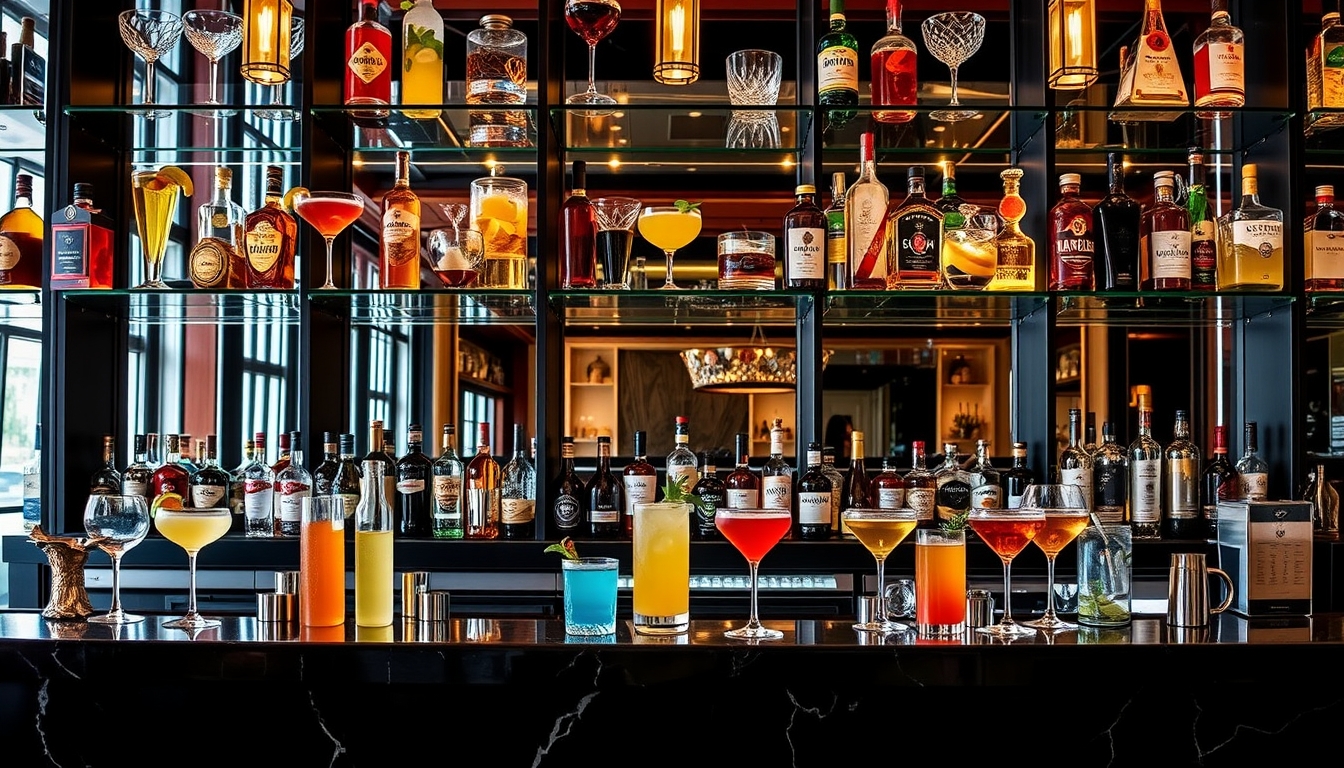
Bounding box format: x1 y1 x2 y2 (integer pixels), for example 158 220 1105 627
1138 410 1152 436
1012 452 1027 468
1155 183 1176 204
1069 417 1082 445
911 447 926 469
907 177 925 196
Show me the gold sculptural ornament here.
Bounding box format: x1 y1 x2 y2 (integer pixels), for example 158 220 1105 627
28 525 101 620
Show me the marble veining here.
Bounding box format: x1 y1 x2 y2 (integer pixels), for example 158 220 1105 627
309 689 348 767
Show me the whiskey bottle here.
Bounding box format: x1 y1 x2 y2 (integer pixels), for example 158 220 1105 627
312 432 340 497
691 452 725 540
333 433 364 530
1163 410 1202 539
784 184 826 289
1306 1 1344 134
1217 164 1283 291
904 440 937 526
887 166 943 289
842 430 871 511
817 0 859 127
967 439 1002 510
431 425 464 539
825 172 849 290
987 168 1036 291
622 430 657 537
50 183 115 290
1002 441 1035 509
1201 424 1237 538
1092 421 1129 524
870 0 918 125
500 424 536 539
560 160 598 289
725 432 761 509
190 167 245 290
551 436 586 535
1059 409 1093 503
1048 174 1096 291
275 431 312 537
1235 421 1269 501
242 432 276 538
122 435 153 504
242 165 297 289
847 133 889 289
396 425 434 538
666 416 699 496
821 446 847 535
465 422 501 539
380 150 421 289
90 435 121 495
1186 148 1218 290
1139 170 1191 291
1128 393 1163 539
796 442 833 541
1111 0 1189 122
869 454 907 511
1192 0 1245 119
933 442 971 526
345 0 392 119
1307 185 1344 293
189 435 231 512
11 17 43 107
1093 153 1141 290
761 419 794 514
0 173 43 288
586 436 623 539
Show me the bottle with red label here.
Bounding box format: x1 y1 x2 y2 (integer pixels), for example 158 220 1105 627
870 0 917 124
1048 173 1096 291
274 431 311 538
345 0 392 120
150 434 191 505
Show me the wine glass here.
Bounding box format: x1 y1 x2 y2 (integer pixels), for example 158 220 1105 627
428 204 484 288
83 494 151 625
156 507 232 630
843 508 919 633
1019 484 1091 632
292 190 366 290
257 16 306 122
182 10 243 111
118 9 185 120
920 12 986 123
564 0 622 116
637 205 701 290
715 507 793 640
968 507 1046 638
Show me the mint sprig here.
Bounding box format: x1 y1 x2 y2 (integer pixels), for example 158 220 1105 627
673 199 702 214
544 536 580 561
662 474 709 516
940 510 969 532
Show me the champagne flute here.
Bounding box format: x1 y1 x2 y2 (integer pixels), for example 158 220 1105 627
968 507 1046 638
1019 484 1091 632
843 508 918 633
564 0 622 116
715 507 793 640
156 507 232 630
182 10 243 111
83 494 151 625
118 9 185 120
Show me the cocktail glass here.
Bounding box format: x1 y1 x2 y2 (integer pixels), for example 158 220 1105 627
562 556 619 635
1019 484 1091 632
715 507 792 640
156 507 232 630
118 9 184 120
593 196 641 289
942 208 999 290
564 0 622 116
257 16 306 122
131 168 187 289
921 12 986 123
968 507 1046 638
637 205 702 290
293 191 366 290
427 203 484 287
842 508 919 633
632 500 690 635
300 495 345 628
83 494 151 625
182 10 243 110
915 527 966 637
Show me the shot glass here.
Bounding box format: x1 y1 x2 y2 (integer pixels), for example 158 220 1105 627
915 527 966 637
562 556 619 636
1077 524 1131 627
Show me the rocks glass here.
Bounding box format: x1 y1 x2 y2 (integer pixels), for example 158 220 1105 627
593 196 641 289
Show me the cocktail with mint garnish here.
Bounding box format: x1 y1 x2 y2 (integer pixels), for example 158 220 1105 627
637 200 702 290
546 537 618 636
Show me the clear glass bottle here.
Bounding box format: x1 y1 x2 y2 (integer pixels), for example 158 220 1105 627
551 436 586 535
90 435 121 496
1193 0 1245 118
333 433 364 532
825 172 849 290
904 439 937 527
796 442 834 541
666 416 699 495
1059 409 1093 501
847 132 889 289
1140 170 1191 291
623 430 657 538
275 431 312 538
401 0 444 118
1306 185 1344 293
1093 152 1141 290
122 435 153 505
987 167 1036 291
354 460 394 627
725 432 761 510
431 425 465 539
190 166 245 289
1002 441 1035 509
761 419 794 515
934 441 971 526
1187 147 1218 290
1201 424 1237 539
1085 412 1098 453
887 166 943 289
1128 393 1163 539
870 0 918 125
1217 164 1284 291
967 439 1002 510
380 150 421 289
500 424 536 539
465 422 501 539
1236 421 1269 501
395 424 434 538
784 184 827 289
242 432 276 538
1163 410 1202 539
466 14 528 147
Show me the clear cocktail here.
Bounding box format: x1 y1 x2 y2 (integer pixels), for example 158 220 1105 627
562 556 619 635
716 507 792 640
915 527 966 636
633 501 690 634
156 507 231 630
293 190 365 290
637 205 702 290
842 508 919 634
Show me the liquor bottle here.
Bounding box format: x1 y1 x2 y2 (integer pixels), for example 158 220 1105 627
275 431 312 537
870 0 918 124
847 133 890 290
122 435 153 505
500 423 536 539
242 165 298 289
761 419 794 514
622 430 657 538
784 184 826 289
967 439 1002 510
1163 410 1202 539
821 446 848 535
11 17 43 107
228 439 251 532
333 433 364 529
1128 393 1163 539
151 434 192 506
1048 174 1096 291
1085 412 1098 453
1306 1 1344 134
462 423 500 539
21 424 39 532
354 460 394 627
401 0 444 118
937 161 968 230
90 435 121 495
1307 185 1344 293
725 432 761 509
1183 148 1217 290
242 432 276 538
691 452 725 540
1139 170 1191 291
465 15 529 147
1111 0 1189 122
797 442 833 541
50 182 115 290
987 168 1036 291
269 431 291 527
189 167 245 290
395 424 434 538
1093 153 1141 290
345 0 393 118
1216 164 1284 291
933 442 971 525
0 173 43 288
826 172 849 290
177 434 200 476
842 430 871 511
189 435 231 512
431 425 465 539
666 416 699 495
381 150 421 289
551 436 586 535
1093 421 1129 524
1059 409 1093 502
868 454 906 511
363 420 397 513
1235 421 1269 501
904 440 937 527
1002 441 1035 509
817 0 859 126
312 432 340 497
886 166 943 289
587 435 623 539
1192 0 1245 119
561 160 598 289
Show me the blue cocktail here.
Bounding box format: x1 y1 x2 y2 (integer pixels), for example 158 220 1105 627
561 557 619 635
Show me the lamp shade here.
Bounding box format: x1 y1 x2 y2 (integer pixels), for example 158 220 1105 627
241 0 293 86
1048 0 1098 89
654 0 700 85
681 346 832 394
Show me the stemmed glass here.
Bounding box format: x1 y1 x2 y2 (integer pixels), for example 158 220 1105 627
427 203 485 288
920 12 986 123
843 509 919 633
119 9 185 119
156 507 232 630
292 190 366 290
637 205 702 290
968 507 1046 638
564 0 622 115
83 495 151 625
257 16 306 122
1019 484 1091 632
182 10 243 111
715 507 793 640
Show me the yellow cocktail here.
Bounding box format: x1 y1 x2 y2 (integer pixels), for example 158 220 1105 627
637 205 702 290
633 501 690 634
131 166 192 289
156 507 230 631
355 529 394 627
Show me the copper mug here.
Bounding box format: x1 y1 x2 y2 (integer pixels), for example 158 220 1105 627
1166 553 1234 627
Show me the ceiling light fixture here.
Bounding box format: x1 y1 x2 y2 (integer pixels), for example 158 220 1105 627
682 326 832 394
654 0 700 85
1048 0 1099 89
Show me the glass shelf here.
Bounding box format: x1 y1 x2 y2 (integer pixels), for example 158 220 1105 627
312 105 540 166
1055 292 1293 327
0 290 42 323
59 289 301 325
1303 295 1344 328
312 290 536 326
823 291 1044 327
0 105 46 159
550 290 811 327
821 107 1029 160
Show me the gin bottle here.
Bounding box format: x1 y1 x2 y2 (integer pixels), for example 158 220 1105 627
1128 393 1163 539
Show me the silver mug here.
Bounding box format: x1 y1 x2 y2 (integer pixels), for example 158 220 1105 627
1166 552 1234 627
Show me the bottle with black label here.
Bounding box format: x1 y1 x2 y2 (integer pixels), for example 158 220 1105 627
551 436 585 534
586 435 623 539
796 442 833 540
395 425 434 538
691 451 725 540
887 165 943 289
1091 421 1129 524
933 442 971 525
1002 442 1035 509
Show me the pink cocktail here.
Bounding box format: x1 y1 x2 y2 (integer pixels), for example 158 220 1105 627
715 507 791 640
293 191 365 289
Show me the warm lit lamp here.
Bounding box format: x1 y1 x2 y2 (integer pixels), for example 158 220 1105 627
1048 0 1098 89
240 0 293 86
682 327 832 394
654 0 700 85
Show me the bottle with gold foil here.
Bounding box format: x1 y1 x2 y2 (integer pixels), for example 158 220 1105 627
0 173 43 288
987 167 1036 291
190 167 245 289
380 150 421 289
242 165 298 289
1216 164 1283 291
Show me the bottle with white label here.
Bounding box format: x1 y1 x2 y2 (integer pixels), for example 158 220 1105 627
784 184 826 289
1192 0 1245 119
796 442 833 540
1235 421 1269 501
275 431 312 538
1058 409 1093 506
1128 392 1163 539
761 419 794 515
666 416 699 496
967 439 1002 510
1217 163 1284 291
1306 185 1344 294
1163 409 1202 539
500 424 536 540
903 440 937 526
1139 170 1191 291
623 430 658 537
725 432 761 510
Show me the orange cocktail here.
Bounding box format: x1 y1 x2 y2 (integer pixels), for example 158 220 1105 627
300 496 346 627
915 528 965 636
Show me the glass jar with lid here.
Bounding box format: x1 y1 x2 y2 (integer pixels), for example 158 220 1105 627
471 165 529 289
466 15 530 147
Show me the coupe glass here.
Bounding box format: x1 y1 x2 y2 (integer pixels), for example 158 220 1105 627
968 507 1046 638
118 9 185 120
920 12 986 123
1019 484 1091 632
592 196 641 289
293 190 366 290
182 10 243 109
843 508 918 633
637 205 701 290
564 0 622 115
156 507 232 630
257 16 306 122
83 495 151 625
715 507 793 640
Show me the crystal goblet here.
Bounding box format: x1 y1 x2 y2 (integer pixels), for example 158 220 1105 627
182 10 243 109
921 12 986 123
564 0 622 116
119 9 185 120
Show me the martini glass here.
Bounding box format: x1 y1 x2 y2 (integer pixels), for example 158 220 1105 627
921 12 986 123
182 10 243 111
293 191 366 290
156 508 232 630
564 0 622 116
843 509 918 633
257 16 306 122
637 205 701 290
968 507 1046 638
715 507 792 640
118 9 185 120
83 495 151 625
1019 484 1091 632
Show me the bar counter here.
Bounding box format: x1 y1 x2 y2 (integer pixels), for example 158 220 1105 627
1 610 1341 766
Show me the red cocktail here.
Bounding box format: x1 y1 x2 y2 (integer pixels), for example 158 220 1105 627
969 508 1045 638
715 507 791 640
292 190 365 289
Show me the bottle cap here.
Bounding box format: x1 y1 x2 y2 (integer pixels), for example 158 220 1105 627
73 182 94 200
795 184 815 195
480 14 513 28
1317 185 1335 197
908 166 925 179
1059 173 1081 186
